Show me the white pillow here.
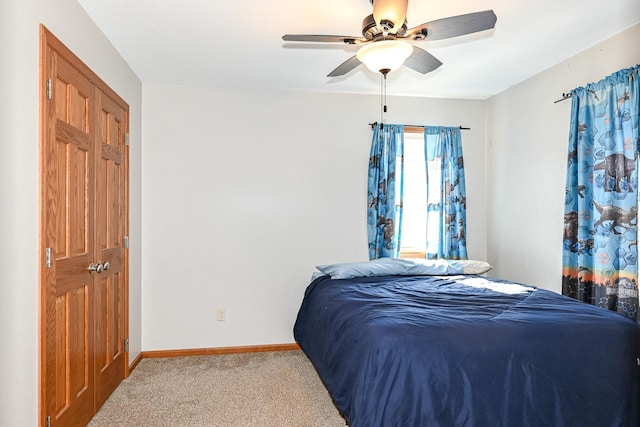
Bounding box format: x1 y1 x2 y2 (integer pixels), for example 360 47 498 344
457 260 493 275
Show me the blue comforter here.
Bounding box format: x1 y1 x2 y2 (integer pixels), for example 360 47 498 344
293 274 640 427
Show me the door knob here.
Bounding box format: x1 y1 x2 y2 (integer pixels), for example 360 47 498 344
88 262 98 274
88 262 104 274
103 261 110 271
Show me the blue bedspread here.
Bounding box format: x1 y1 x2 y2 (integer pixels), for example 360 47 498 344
293 274 640 427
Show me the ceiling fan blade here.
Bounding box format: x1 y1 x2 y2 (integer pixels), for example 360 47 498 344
282 34 366 44
327 55 362 77
406 10 497 41
404 47 443 74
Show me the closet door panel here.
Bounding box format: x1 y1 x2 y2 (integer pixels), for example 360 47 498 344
42 47 96 427
94 89 127 409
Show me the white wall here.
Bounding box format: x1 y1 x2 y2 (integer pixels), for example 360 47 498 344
141 84 487 350
486 23 640 290
0 0 142 425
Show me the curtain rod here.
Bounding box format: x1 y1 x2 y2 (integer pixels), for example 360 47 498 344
554 93 573 104
555 68 638 104
369 122 470 131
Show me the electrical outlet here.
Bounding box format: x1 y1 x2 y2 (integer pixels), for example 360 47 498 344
216 308 225 321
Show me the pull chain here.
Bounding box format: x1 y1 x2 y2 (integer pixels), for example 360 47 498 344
380 72 384 127
383 72 387 114
379 68 390 130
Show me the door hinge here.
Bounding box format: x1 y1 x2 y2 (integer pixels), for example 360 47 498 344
46 79 52 100
123 236 129 249
125 133 130 146
46 415 51 427
124 338 129 352
45 247 52 269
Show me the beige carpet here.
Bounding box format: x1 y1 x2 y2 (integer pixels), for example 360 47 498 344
88 350 347 427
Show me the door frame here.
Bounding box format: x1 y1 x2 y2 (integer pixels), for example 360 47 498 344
38 25 130 426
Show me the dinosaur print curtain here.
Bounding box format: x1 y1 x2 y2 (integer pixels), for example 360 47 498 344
424 126 468 259
563 65 640 322
368 124 404 259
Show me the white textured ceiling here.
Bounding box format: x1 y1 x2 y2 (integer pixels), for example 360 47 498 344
77 0 640 99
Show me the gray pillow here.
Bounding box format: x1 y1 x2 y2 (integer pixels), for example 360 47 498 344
316 258 464 279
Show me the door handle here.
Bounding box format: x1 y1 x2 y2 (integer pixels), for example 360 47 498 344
88 262 99 274
88 262 104 274
103 261 110 271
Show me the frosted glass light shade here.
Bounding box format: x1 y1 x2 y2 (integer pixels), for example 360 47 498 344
356 40 413 74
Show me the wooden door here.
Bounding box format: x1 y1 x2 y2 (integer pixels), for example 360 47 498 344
39 26 129 427
93 88 128 409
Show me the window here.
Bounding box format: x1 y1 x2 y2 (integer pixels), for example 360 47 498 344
398 129 428 258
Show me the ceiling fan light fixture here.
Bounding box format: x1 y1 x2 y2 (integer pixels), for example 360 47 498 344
356 40 413 74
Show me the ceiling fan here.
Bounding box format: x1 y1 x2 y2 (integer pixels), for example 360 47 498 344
282 0 497 77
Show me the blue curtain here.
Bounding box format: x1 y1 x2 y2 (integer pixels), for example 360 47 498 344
424 126 468 259
562 65 640 322
367 124 404 259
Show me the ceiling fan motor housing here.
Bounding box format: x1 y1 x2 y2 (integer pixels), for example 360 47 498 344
362 14 407 41
362 14 378 40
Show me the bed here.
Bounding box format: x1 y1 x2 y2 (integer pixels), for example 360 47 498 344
293 259 640 427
